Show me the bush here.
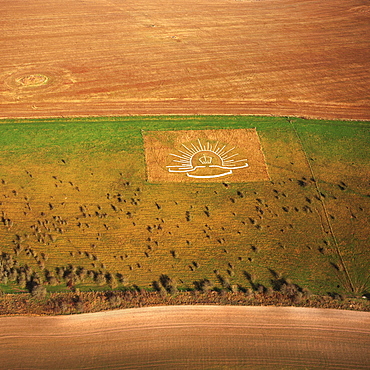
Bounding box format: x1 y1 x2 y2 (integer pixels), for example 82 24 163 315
293 291 303 304
302 288 312 299
265 287 274 297
231 284 239 293
108 294 122 307
106 273 118 289
16 272 27 288
95 272 106 286
75 301 84 313
168 285 178 295
194 279 214 293
31 284 47 299
159 274 178 295
47 275 58 286
217 274 231 291
159 286 167 297
257 284 265 294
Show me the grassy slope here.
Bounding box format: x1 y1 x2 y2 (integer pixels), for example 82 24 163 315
0 116 369 296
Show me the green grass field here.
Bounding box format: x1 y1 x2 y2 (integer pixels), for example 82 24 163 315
0 116 369 296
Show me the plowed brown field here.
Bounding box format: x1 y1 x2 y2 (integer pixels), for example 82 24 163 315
1 306 370 369
1 0 369 119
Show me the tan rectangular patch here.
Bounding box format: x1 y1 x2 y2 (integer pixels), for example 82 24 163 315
143 129 269 182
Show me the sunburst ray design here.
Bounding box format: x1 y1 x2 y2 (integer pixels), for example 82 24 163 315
167 140 248 178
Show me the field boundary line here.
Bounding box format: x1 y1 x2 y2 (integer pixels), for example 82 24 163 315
287 118 355 293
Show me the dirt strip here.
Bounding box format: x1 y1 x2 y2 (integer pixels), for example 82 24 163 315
1 306 369 369
1 100 369 121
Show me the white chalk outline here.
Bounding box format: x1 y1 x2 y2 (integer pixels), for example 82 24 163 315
167 140 248 178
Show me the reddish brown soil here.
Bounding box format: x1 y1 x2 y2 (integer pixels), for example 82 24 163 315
1 0 369 120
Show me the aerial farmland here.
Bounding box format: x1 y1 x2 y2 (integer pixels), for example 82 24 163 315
0 0 369 367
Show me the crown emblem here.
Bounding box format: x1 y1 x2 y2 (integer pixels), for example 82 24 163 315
167 139 248 179
199 154 213 165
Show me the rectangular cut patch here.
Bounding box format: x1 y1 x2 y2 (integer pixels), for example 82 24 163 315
143 129 269 182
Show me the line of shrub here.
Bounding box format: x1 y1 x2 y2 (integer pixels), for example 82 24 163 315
0 285 368 316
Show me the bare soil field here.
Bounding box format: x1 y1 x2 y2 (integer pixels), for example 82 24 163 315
1 306 369 369
1 0 369 120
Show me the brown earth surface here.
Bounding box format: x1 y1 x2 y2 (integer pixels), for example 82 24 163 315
1 306 369 369
1 0 369 120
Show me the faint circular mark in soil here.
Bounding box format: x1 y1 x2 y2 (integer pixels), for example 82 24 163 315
2 66 75 98
16 74 49 87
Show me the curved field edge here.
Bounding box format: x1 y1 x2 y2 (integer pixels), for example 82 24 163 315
0 289 369 316
1 306 369 369
0 115 369 314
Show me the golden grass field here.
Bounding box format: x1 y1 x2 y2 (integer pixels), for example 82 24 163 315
0 116 368 297
0 0 368 298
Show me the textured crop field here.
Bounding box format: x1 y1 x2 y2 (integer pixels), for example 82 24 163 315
0 116 369 296
1 0 369 120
